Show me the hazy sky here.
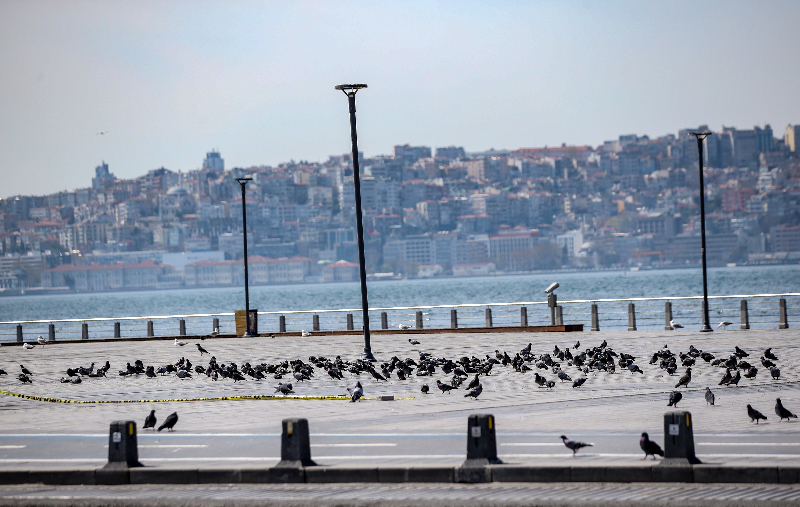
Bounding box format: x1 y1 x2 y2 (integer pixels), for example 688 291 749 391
1 0 799 198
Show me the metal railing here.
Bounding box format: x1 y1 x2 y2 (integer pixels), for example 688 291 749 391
1 293 797 343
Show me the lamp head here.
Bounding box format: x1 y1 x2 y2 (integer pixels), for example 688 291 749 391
335 84 368 91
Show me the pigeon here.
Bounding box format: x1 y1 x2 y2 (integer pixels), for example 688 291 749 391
705 387 715 406
674 368 691 388
770 367 780 380
143 410 157 429
196 344 209 355
719 369 732 386
157 412 178 432
744 367 758 379
728 370 741 387
761 357 776 369
18 374 32 383
37 335 47 345
20 365 33 376
301 330 311 337
557 369 572 382
734 346 748 357
437 379 457 394
464 383 483 400
764 348 778 360
275 382 294 395
775 398 798 422
670 319 683 330
747 404 767 424
347 381 363 402
421 384 429 394
145 366 156 378
0 368 6 375
668 391 683 408
560 435 593 456
718 321 733 330
465 374 480 391
22 343 35 350
574 340 580 349
409 339 420 345
176 370 192 379
572 377 587 388
70 376 81 384
174 338 187 346
398 324 411 330
640 432 664 460
627 363 643 374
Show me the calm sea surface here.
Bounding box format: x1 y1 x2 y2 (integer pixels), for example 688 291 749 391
1 265 798 322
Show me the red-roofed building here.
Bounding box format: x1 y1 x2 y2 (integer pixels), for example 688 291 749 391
41 260 174 291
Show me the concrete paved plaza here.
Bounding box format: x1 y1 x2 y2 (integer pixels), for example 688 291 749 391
0 328 798 468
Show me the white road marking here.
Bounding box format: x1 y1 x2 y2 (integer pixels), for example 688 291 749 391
500 443 563 446
698 442 800 446
310 443 396 447
102 444 208 448
0 445 26 449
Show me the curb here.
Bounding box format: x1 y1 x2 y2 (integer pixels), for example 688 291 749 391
0 465 797 485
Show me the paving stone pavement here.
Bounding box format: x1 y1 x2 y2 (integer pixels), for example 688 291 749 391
0 329 798 469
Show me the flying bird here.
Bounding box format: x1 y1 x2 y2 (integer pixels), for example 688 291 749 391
705 387 715 406
668 391 683 408
640 432 664 460
718 321 733 330
143 410 157 430
775 398 798 422
747 404 767 424
196 343 209 355
560 435 593 456
157 412 178 432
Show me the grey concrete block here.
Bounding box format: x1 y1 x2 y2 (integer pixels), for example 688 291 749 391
377 467 454 483
29 469 95 485
779 467 800 484
651 464 693 483
454 465 492 483
129 467 198 484
491 466 570 483
571 466 652 483
197 468 242 484
266 466 305 483
305 467 378 483
694 466 778 484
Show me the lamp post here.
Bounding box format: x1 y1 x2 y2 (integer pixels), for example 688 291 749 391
689 132 713 332
235 177 253 337
335 83 376 361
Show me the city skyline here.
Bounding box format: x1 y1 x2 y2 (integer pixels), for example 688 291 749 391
2 1 800 197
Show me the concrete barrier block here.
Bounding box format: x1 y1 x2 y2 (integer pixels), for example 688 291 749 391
130 468 199 484
267 467 305 483
651 464 692 483
378 467 454 483
465 414 500 464
105 420 142 468
491 466 570 482
778 467 800 484
694 466 778 484
197 468 242 484
276 418 316 467
663 411 700 464
305 467 379 483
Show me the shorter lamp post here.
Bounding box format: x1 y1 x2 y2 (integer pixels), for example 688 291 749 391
235 177 253 337
689 132 713 332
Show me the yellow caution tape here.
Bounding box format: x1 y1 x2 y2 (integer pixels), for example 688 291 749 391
0 389 412 404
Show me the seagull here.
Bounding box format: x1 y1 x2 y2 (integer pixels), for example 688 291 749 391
37 335 47 345
301 330 310 337
174 338 187 346
464 383 483 400
196 343 209 355
747 404 767 424
775 398 798 422
640 432 664 460
668 391 683 408
705 387 715 406
670 319 683 330
408 338 420 345
398 324 411 330
157 412 178 432
560 435 593 456
143 410 157 430
22 343 35 350
210 328 219 337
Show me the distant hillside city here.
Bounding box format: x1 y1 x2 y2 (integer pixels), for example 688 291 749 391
1 123 799 293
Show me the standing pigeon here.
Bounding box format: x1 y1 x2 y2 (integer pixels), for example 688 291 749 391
627 363 643 374
420 384 429 394
464 383 483 400
728 370 741 387
436 379 457 394
20 365 33 376
196 344 209 355
674 368 691 388
764 348 778 360
775 398 798 422
157 412 178 432
465 374 480 391
770 367 781 380
560 435 593 456
705 387 715 406
572 377 587 388
18 374 32 383
719 369 732 386
668 391 683 408
747 404 767 424
145 366 156 378
347 381 363 402
143 410 157 430
557 369 572 382
640 432 664 460
275 382 294 395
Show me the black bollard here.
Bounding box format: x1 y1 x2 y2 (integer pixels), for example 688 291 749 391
416 311 423 329
179 319 186 336
48 323 55 342
451 309 458 329
485 308 492 328
628 303 637 331
146 320 154 337
591 303 599 331
16 324 22 343
662 411 701 465
104 420 142 468
381 311 388 330
346 313 354 331
779 298 789 329
114 322 121 339
520 306 527 327
456 414 501 483
279 315 286 333
665 302 673 331
275 418 316 467
212 317 219 333
312 314 320 332
82 322 89 340
740 300 749 330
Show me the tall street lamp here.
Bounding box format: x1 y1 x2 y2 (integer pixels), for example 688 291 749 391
236 177 253 337
689 132 713 332
335 83 376 361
